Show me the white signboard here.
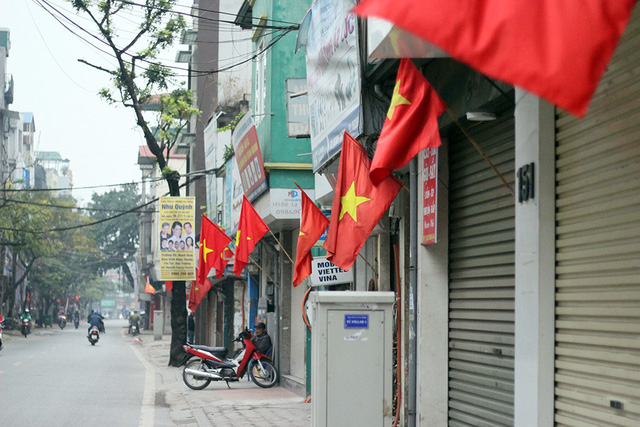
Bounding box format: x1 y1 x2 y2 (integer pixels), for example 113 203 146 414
310 257 353 286
269 188 315 220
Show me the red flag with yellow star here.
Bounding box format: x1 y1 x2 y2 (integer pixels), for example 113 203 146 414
293 183 329 287
324 133 402 271
370 58 446 185
188 279 213 312
233 196 269 276
197 215 233 283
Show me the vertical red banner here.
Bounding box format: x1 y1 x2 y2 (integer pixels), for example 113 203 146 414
422 147 438 245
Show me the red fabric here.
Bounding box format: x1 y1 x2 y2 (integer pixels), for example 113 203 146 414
144 282 156 294
354 0 636 116
188 279 213 312
197 215 233 283
370 58 446 184
233 196 269 276
293 183 330 287
324 133 402 271
165 281 173 292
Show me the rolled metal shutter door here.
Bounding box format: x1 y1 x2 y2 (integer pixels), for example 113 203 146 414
448 114 516 426
555 6 640 426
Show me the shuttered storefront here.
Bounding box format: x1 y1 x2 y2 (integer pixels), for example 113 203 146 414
554 6 640 425
448 114 516 426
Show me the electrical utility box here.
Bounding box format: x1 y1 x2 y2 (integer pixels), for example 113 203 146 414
310 291 395 427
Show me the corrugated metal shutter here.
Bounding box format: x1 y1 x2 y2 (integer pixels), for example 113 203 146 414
555 6 640 426
448 114 516 426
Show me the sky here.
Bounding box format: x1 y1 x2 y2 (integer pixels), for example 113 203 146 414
0 0 192 205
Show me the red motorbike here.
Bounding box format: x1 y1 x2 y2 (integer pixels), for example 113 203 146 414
182 328 277 390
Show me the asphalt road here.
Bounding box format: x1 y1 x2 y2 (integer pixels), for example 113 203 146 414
0 319 145 427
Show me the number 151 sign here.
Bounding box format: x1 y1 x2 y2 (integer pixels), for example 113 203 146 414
422 148 438 245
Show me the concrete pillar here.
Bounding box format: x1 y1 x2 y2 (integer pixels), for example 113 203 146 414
513 90 555 426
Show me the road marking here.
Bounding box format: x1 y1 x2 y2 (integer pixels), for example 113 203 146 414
127 332 155 427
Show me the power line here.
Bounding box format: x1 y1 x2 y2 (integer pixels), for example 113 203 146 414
36 0 293 78
3 198 158 214
0 175 202 235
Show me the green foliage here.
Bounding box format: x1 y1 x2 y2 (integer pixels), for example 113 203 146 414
217 110 247 133
86 184 140 285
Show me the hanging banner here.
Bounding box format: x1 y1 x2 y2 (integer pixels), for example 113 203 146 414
422 147 438 245
232 114 268 202
305 0 362 172
159 196 196 281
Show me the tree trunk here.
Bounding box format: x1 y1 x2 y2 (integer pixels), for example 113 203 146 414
169 280 187 366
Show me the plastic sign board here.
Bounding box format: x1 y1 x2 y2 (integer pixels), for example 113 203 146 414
310 257 353 286
344 314 369 329
232 114 268 202
159 196 196 281
422 147 438 245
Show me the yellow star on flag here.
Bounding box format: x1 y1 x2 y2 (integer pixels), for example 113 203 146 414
339 182 370 222
387 78 411 120
299 231 306 236
202 238 214 262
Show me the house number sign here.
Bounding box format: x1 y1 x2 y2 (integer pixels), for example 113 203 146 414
517 162 535 203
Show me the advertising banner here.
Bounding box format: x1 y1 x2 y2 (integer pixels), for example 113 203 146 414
159 196 196 281
422 148 438 245
232 113 268 202
305 0 362 172
269 188 314 219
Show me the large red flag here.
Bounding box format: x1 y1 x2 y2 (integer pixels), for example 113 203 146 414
324 133 402 271
354 0 637 116
234 196 269 276
370 58 446 184
197 215 233 283
293 183 329 287
188 279 213 312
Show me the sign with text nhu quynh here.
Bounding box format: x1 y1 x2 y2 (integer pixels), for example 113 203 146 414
159 196 196 281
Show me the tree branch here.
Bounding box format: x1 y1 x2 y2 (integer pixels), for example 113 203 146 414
78 59 116 75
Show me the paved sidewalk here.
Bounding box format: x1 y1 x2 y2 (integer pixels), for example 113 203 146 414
126 330 311 427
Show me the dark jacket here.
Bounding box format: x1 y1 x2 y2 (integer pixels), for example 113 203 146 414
253 332 272 355
87 314 103 327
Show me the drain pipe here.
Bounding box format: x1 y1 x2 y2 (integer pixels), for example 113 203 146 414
408 158 418 426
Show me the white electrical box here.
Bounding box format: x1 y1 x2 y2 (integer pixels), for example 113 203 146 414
310 291 395 427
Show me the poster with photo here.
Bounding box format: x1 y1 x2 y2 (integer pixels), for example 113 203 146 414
159 196 196 281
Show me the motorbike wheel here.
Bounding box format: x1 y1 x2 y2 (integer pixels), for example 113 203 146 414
182 359 211 390
249 359 278 388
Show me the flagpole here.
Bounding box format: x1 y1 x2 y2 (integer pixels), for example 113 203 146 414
446 109 515 196
267 229 295 265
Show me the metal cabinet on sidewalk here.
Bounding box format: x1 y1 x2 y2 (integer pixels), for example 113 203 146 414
310 291 394 427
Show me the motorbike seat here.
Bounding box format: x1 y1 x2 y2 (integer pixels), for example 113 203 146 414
191 345 228 358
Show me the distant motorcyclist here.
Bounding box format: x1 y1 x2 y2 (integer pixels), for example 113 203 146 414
21 309 32 323
129 310 140 334
87 310 104 335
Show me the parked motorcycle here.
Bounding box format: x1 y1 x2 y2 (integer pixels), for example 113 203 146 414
58 314 67 330
88 326 100 345
182 328 277 390
21 318 30 338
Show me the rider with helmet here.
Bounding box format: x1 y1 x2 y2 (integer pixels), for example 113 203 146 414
87 310 104 335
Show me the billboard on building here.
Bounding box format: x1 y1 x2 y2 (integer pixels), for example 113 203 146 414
422 148 438 245
159 196 196 281
305 0 362 172
232 113 268 201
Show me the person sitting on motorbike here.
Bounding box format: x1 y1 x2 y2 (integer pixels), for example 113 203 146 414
20 309 32 323
87 310 104 335
129 310 140 333
253 322 272 355
74 311 80 322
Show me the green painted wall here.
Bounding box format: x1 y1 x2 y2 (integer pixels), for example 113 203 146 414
252 0 313 188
